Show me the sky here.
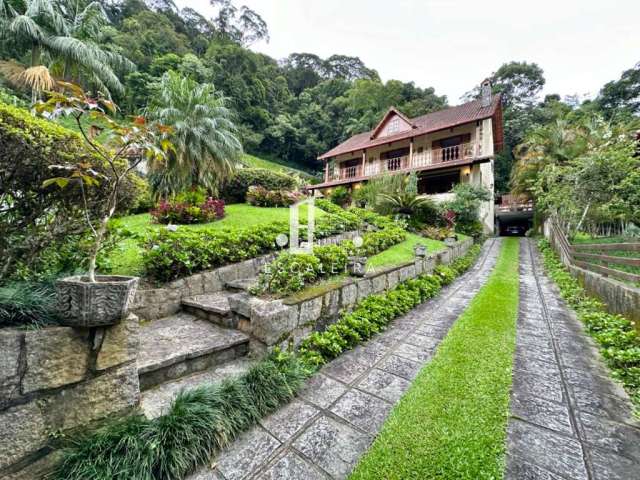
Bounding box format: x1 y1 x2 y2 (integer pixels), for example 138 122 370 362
175 0 639 104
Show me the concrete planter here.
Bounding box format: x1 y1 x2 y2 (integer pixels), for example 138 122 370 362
414 244 428 257
55 275 139 327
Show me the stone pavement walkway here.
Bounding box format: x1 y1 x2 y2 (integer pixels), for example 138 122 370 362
506 238 640 480
187 238 503 480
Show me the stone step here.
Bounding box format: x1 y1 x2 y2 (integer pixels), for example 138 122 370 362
225 277 258 292
141 357 253 418
137 313 250 391
182 292 236 328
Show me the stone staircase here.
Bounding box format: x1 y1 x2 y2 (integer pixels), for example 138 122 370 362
136 277 263 417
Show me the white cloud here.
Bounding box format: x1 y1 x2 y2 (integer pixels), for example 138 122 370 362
175 0 639 103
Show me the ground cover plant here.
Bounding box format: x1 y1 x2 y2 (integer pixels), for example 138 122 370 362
51 239 484 480
539 240 640 408
349 238 519 480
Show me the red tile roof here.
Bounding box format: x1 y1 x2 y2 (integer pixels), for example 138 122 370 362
318 94 502 160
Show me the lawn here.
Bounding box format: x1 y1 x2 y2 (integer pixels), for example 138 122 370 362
350 238 520 480
107 203 322 276
366 233 447 271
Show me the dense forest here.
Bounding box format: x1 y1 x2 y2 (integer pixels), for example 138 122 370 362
1 0 639 193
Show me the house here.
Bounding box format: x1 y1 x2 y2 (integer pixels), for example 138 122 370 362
309 81 504 233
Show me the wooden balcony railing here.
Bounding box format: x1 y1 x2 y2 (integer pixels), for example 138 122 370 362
328 142 479 182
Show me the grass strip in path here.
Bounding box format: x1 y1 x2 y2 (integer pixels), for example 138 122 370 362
350 237 520 480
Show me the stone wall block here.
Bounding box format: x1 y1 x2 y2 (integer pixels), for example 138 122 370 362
95 314 139 371
356 278 373 302
250 301 295 346
386 270 400 290
341 283 357 307
185 273 205 296
371 273 387 293
22 327 90 394
299 297 323 325
322 289 341 318
0 330 23 408
42 363 139 432
203 271 223 293
0 402 47 470
414 259 424 275
217 265 239 285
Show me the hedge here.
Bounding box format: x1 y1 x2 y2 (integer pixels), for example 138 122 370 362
143 212 362 282
538 240 640 407
219 168 299 203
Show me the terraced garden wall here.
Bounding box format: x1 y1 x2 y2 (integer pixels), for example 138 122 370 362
0 315 140 479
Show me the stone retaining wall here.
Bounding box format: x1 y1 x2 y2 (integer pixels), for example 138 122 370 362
0 315 140 479
235 238 474 351
131 231 361 321
544 220 640 325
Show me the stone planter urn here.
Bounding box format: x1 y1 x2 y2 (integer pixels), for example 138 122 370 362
444 236 458 247
414 244 428 257
347 256 367 277
55 275 139 327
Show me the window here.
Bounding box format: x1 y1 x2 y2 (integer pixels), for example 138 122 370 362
418 171 461 195
386 117 401 134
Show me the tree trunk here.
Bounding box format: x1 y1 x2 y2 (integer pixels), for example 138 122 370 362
87 182 120 282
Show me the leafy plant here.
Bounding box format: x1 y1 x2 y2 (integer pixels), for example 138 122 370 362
37 82 170 282
148 71 243 197
329 186 350 207
219 168 299 203
150 198 225 224
246 185 304 207
0 282 59 327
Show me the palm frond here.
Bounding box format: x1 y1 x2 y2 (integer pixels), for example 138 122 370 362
0 61 55 92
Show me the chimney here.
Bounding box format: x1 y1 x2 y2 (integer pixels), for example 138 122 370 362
480 79 492 107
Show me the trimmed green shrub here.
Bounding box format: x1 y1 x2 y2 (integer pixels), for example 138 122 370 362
219 168 299 203
246 185 304 207
298 244 482 367
143 211 360 283
254 252 321 295
150 198 225 224
329 186 350 207
313 244 349 275
538 240 640 407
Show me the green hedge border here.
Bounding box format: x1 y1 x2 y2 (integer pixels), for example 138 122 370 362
538 240 640 410
52 243 483 479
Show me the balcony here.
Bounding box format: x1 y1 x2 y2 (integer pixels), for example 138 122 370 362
327 142 480 183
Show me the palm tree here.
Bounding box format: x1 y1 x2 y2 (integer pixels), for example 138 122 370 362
376 172 434 217
148 71 243 198
0 0 133 101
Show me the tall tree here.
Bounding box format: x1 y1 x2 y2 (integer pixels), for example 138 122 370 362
0 0 134 99
597 61 640 120
148 70 242 196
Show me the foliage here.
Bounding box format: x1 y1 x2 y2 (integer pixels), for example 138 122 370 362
0 0 134 99
148 71 242 197
350 239 519 480
328 186 350 207
421 226 454 241
246 185 304 207
36 82 170 282
0 101 134 282
298 243 482 367
52 351 309 480
512 115 640 229
143 208 360 282
366 233 446 270
253 252 321 295
539 240 640 408
219 168 299 203
442 183 491 236
150 198 225 225
0 281 59 328
597 61 640 120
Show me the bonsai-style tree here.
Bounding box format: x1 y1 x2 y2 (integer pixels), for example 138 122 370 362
37 82 171 282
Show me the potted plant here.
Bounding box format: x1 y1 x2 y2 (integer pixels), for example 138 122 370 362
442 209 458 245
38 82 170 327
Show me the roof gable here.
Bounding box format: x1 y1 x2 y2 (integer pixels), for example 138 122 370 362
370 107 416 139
318 95 502 160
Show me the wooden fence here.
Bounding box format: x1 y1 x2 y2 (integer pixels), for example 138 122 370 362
548 219 640 285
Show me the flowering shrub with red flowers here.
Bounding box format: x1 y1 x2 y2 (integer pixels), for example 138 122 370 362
151 198 225 224
246 185 305 207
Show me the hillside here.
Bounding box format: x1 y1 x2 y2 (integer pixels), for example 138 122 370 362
240 153 319 180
